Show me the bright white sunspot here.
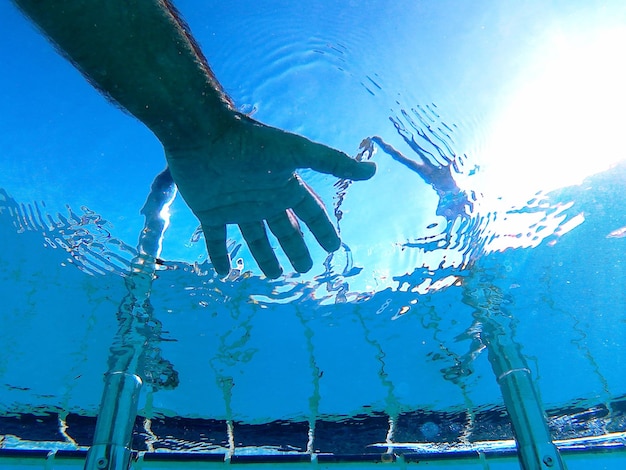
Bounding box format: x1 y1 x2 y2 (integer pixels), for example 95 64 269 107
479 26 626 202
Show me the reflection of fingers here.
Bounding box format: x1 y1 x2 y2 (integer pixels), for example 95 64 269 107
296 143 376 181
239 221 282 279
202 224 231 276
267 210 313 273
291 181 341 253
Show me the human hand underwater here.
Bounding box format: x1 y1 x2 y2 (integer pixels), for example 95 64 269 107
11 0 374 279
166 112 376 279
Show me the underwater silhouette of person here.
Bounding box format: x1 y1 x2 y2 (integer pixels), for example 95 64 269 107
12 0 376 279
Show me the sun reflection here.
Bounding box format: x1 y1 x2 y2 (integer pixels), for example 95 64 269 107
480 25 626 201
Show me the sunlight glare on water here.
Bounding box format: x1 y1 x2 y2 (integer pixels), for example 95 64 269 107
480 24 626 202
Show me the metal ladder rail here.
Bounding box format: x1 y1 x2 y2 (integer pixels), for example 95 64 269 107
481 315 567 470
84 168 177 470
466 273 567 470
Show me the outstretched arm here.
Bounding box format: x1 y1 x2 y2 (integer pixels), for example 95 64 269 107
14 0 376 278
13 0 231 149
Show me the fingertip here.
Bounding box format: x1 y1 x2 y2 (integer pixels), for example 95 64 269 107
316 227 341 253
329 154 376 181
350 161 377 181
211 256 232 277
295 258 313 273
320 230 341 253
262 264 283 279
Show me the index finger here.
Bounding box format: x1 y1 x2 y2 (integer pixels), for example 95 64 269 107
291 137 377 181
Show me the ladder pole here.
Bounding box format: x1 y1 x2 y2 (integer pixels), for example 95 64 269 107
482 319 567 470
84 372 143 470
84 169 177 470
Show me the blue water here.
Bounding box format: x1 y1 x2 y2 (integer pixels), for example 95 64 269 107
1 0 626 458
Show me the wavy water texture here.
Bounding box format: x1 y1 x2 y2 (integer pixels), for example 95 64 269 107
370 103 589 273
2 134 625 457
4 0 626 458
0 189 136 276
